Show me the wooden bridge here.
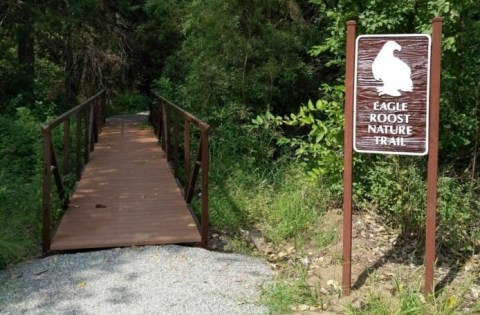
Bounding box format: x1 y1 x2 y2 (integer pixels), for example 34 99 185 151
41 90 210 252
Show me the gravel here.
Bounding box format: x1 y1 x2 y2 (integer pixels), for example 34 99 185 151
0 246 273 315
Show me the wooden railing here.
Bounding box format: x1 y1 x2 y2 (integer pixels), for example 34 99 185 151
150 92 211 247
41 89 107 252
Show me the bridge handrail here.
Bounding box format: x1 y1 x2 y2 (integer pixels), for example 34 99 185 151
42 89 107 131
41 89 107 252
150 91 210 132
150 92 211 247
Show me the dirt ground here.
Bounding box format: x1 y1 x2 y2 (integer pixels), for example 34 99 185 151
211 209 480 314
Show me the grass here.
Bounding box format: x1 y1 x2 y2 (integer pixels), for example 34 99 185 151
345 266 480 315
312 226 339 250
208 155 334 246
262 263 322 314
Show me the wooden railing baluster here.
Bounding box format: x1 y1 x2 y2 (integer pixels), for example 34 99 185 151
50 140 67 209
173 112 179 177
63 118 70 175
150 91 210 248
88 104 95 153
162 103 169 157
76 111 82 181
41 89 107 253
200 131 209 247
184 118 191 196
42 127 52 252
84 106 89 164
186 140 201 203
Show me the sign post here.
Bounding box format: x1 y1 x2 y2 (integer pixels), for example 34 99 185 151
425 17 443 295
342 18 442 296
342 20 356 297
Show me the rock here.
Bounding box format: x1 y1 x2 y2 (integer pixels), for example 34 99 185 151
320 287 330 295
298 304 310 311
300 257 310 266
327 280 340 291
287 246 295 254
471 286 480 299
278 251 288 258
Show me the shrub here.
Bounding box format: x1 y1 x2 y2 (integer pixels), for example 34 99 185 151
109 93 151 116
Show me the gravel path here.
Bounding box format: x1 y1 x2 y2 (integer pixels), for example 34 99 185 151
0 246 273 315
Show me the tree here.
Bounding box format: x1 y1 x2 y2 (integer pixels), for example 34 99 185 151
156 0 323 116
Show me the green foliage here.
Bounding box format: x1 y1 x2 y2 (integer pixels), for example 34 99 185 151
188 98 332 243
159 0 321 115
346 270 479 315
437 177 480 253
262 263 321 314
268 0 480 255
0 109 42 268
311 226 338 250
109 93 151 116
253 84 344 185
354 157 426 235
346 290 426 315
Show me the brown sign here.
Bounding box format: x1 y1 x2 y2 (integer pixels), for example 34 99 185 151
354 35 431 155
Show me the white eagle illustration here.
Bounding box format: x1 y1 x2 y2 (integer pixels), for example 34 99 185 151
372 41 413 97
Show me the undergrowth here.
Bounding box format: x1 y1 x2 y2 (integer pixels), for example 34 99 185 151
0 109 42 268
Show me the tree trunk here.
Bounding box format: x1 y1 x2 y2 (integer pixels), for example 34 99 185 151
64 31 84 98
16 17 35 99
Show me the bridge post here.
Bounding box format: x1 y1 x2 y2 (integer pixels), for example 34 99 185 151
63 118 70 175
200 129 210 248
41 127 52 253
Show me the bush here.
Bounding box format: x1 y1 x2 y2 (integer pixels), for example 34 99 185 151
437 177 480 254
0 109 42 268
109 93 151 116
354 156 426 236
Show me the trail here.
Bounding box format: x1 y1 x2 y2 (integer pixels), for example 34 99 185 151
0 245 273 315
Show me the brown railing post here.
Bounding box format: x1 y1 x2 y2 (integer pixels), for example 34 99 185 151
94 99 99 143
76 111 82 181
200 130 210 248
173 112 179 177
156 106 160 139
84 106 89 164
42 127 52 253
156 104 162 140
162 102 169 158
88 104 95 152
63 118 70 175
184 118 191 195
50 140 67 209
186 141 202 203
150 91 210 248
102 89 107 125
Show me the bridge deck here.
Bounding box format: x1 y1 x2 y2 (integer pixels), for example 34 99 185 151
50 115 201 251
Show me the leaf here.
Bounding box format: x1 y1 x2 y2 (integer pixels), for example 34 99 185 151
308 100 314 110
253 116 263 124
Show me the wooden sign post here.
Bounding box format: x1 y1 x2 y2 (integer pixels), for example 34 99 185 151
342 18 443 296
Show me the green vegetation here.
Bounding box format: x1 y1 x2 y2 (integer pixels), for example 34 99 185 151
345 269 480 315
109 93 151 116
262 263 322 314
1 0 479 313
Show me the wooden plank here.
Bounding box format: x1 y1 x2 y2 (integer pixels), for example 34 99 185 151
51 116 201 251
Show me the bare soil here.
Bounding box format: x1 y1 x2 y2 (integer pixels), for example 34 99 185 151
211 209 480 314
